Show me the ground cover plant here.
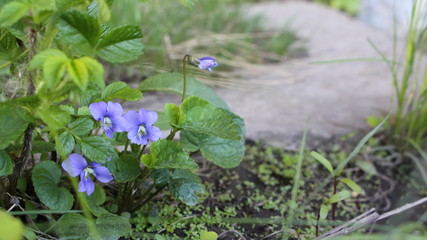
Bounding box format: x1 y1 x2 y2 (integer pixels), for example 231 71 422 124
0 0 245 239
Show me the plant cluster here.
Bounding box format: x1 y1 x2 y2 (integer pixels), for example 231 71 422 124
0 0 245 239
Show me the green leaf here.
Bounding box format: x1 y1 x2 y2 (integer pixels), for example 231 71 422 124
77 106 91 116
79 136 116 163
78 56 105 88
310 151 334 176
56 132 75 157
151 169 170 188
80 82 101 106
88 0 111 23
38 105 71 131
179 96 240 140
180 110 245 168
319 204 331 220
326 190 351 204
57 213 90 239
96 213 132 240
200 230 218 240
0 2 29 27
85 185 109 217
59 105 76 115
0 28 22 62
88 185 106 206
339 178 362 194
96 24 143 63
111 87 142 101
67 58 89 90
141 140 198 169
101 81 142 101
169 169 204 206
23 229 37 240
0 150 13 177
154 111 172 131
32 161 74 210
0 210 24 240
355 160 377 175
56 9 101 55
108 154 140 182
139 73 229 109
69 118 94 136
0 105 29 150
101 81 126 99
43 55 68 88
29 49 68 70
58 213 131 240
179 0 197 8
31 141 55 153
164 103 185 126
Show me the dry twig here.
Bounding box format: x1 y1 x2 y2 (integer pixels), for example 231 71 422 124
314 196 427 239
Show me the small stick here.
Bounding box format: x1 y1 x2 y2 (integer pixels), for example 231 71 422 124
218 230 247 240
315 196 427 239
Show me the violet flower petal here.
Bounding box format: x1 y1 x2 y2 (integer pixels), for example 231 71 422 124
104 127 114 138
198 56 218 72
123 110 141 127
92 165 114 183
62 153 87 177
199 56 215 61
89 102 107 121
106 101 123 116
78 172 95 195
146 125 162 142
139 109 158 126
110 116 129 132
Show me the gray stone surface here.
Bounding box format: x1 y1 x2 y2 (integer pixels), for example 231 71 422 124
130 1 404 147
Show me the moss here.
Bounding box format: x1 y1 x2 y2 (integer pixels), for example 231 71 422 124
132 141 380 239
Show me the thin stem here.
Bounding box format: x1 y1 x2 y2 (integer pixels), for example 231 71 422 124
0 61 11 69
331 176 337 221
137 145 147 160
315 210 320 237
131 184 166 212
182 54 191 102
118 181 131 213
0 178 6 208
124 139 129 154
166 128 178 140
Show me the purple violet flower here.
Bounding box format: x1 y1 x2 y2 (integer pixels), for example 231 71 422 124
89 101 128 138
62 153 113 195
198 56 218 72
123 108 162 145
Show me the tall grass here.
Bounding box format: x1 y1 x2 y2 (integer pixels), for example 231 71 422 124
377 0 427 148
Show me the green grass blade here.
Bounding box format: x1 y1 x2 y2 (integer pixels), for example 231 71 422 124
406 152 427 187
9 210 82 215
286 118 310 231
302 114 389 207
335 114 390 173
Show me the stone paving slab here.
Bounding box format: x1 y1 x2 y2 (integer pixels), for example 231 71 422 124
213 1 400 147
129 1 403 148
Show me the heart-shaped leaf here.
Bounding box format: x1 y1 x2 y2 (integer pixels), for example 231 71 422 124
32 161 74 210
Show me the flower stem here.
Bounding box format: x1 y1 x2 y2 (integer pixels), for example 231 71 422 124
124 139 129 153
166 128 178 140
182 54 191 103
137 145 147 160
